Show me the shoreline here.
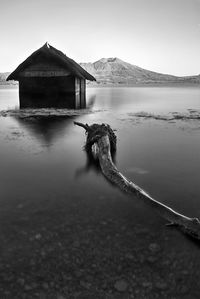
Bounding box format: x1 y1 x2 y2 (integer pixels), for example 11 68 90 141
87 82 200 88
0 83 200 89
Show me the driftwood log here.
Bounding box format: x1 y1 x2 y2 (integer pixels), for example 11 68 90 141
74 121 200 240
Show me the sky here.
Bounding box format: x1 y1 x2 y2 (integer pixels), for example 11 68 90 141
0 0 200 75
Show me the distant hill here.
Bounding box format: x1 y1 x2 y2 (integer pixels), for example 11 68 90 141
0 72 17 85
80 58 200 85
1 58 200 86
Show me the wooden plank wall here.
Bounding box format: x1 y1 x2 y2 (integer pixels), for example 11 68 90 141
20 61 71 77
75 77 80 109
80 79 86 108
19 76 76 108
21 70 70 77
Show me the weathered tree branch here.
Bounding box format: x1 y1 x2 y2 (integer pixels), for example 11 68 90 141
74 121 200 240
74 121 91 132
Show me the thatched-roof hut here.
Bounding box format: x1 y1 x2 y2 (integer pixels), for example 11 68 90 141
7 43 96 109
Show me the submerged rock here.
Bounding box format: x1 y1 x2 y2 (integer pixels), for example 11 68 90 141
149 243 160 253
114 279 128 292
155 281 167 290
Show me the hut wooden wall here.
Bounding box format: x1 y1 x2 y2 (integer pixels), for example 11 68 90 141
19 76 77 108
75 77 80 109
75 78 86 109
20 61 71 77
80 79 86 108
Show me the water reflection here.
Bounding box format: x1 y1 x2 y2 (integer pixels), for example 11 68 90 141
75 144 116 178
75 150 101 177
8 95 96 146
87 94 96 108
1 87 200 298
13 116 76 146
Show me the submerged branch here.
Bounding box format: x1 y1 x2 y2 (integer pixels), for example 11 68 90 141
74 121 90 132
75 121 200 240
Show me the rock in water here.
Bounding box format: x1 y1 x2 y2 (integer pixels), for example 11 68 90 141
149 243 160 253
114 279 128 292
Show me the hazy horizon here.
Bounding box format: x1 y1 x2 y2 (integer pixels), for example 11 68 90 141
1 0 200 76
2 54 200 79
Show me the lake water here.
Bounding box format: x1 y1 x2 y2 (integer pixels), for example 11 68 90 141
0 85 200 298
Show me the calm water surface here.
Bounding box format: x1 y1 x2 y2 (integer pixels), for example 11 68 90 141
2 86 200 215
0 86 200 298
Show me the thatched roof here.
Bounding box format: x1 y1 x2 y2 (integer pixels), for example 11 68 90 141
7 43 96 81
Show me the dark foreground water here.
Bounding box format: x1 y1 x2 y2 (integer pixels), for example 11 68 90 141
0 86 200 298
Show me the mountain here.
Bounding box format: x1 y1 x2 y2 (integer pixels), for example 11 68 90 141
80 58 200 85
1 58 200 86
0 72 17 85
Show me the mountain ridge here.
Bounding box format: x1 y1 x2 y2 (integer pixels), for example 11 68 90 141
0 72 17 85
80 57 200 85
1 58 199 85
